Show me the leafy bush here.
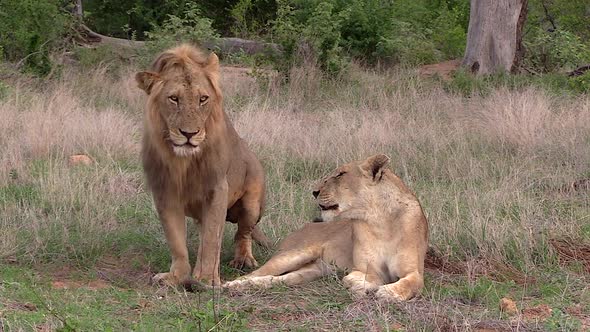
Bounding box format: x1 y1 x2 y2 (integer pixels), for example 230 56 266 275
0 0 72 75
270 0 468 72
431 7 467 59
141 3 218 64
524 28 590 73
83 0 188 40
569 72 590 93
230 0 278 37
375 21 441 66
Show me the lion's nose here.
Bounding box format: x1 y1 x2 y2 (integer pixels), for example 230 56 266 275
312 190 320 198
179 129 199 139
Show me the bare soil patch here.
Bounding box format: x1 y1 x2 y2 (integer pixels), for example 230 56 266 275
418 59 461 80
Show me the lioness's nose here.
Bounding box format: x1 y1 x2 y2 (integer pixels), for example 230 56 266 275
312 190 320 198
179 129 199 139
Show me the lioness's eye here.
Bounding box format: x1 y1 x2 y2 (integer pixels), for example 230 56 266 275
168 96 179 103
336 172 346 178
199 95 209 104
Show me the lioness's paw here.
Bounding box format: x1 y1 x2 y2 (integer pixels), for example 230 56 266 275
229 255 259 270
375 284 409 302
342 272 379 298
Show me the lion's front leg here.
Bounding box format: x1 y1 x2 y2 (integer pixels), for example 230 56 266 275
192 180 228 286
153 202 191 286
342 270 381 298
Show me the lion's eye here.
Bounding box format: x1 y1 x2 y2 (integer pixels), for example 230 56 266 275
168 96 179 104
199 95 209 104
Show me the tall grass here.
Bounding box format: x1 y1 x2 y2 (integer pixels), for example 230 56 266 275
0 62 588 276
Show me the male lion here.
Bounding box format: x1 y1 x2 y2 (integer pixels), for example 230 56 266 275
224 154 428 301
136 44 269 286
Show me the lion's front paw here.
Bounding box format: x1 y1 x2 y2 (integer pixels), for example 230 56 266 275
375 284 409 302
229 254 259 270
152 272 184 287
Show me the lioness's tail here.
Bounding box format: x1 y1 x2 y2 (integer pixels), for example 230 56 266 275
252 226 272 248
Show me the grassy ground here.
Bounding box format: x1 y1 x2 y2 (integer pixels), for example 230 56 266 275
0 57 589 331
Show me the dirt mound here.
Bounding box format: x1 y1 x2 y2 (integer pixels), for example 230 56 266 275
418 59 461 80
425 247 535 284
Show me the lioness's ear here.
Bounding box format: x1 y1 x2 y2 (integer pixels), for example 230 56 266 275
135 71 159 94
361 154 390 181
204 52 219 73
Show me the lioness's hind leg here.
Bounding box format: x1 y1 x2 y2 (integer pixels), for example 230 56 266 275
248 249 319 277
224 261 328 290
271 261 331 286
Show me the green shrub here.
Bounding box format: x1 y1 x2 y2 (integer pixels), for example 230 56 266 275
83 0 188 40
569 71 590 93
524 28 590 73
0 0 72 75
431 7 467 59
141 3 218 65
271 0 468 72
376 21 441 66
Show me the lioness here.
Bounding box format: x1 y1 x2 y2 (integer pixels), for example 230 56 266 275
136 44 268 286
224 154 428 301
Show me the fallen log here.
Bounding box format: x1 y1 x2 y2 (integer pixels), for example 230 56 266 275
79 25 282 57
567 64 590 77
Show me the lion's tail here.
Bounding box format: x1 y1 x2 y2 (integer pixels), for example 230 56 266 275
252 226 272 248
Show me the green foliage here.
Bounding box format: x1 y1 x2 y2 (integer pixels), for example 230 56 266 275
230 0 277 37
524 28 590 73
375 21 440 66
271 0 468 72
83 0 187 39
431 7 467 59
444 69 586 97
0 80 10 100
569 72 590 93
142 3 219 63
0 0 72 75
302 2 348 73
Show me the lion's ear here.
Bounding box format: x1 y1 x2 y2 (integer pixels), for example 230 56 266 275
204 52 220 73
135 71 160 94
361 154 390 181
204 52 222 98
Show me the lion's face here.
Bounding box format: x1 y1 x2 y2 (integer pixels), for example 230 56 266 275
136 46 221 157
313 154 390 222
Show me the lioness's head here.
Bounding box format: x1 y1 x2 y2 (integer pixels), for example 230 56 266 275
136 44 221 157
313 154 391 222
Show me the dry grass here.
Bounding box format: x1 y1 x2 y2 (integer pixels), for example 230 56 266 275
1 62 589 271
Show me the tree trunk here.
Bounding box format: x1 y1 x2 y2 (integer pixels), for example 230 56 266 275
462 0 528 75
73 0 83 19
